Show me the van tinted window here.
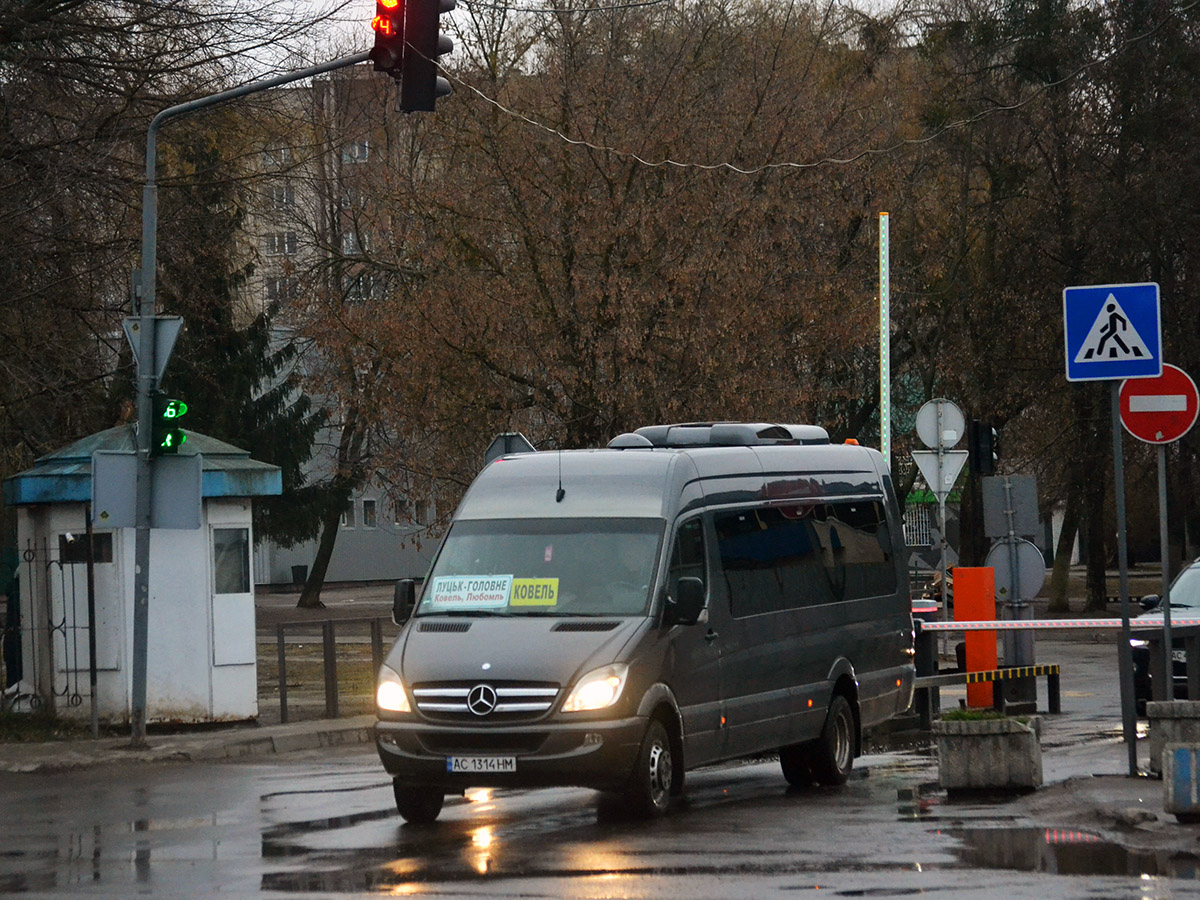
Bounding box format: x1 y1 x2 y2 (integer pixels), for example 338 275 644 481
668 517 706 600
715 501 895 617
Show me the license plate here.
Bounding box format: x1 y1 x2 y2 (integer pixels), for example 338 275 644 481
446 756 517 774
1173 649 1187 663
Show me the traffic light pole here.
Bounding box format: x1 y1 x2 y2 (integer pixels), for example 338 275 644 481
130 51 369 746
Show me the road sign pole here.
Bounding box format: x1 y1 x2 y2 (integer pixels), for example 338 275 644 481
937 403 948 623
1111 383 1139 776
1158 444 1174 694
879 212 890 471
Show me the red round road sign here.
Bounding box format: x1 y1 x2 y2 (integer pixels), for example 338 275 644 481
1119 363 1200 444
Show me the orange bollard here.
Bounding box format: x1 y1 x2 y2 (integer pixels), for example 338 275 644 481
953 567 997 708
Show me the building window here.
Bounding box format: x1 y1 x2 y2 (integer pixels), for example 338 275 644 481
263 146 291 169
342 140 370 163
341 503 356 529
266 276 297 303
343 272 382 303
397 495 432 526
213 528 251 594
59 532 113 564
342 231 371 255
267 231 298 256
362 499 377 528
270 182 295 209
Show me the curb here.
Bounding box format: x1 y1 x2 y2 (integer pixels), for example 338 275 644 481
0 716 377 774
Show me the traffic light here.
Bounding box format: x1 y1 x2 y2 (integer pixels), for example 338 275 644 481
151 392 188 456
400 0 455 112
370 0 405 77
968 419 998 476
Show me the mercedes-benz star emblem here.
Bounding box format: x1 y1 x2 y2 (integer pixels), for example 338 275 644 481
467 684 498 716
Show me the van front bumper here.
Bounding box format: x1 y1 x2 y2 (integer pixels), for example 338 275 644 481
375 716 647 792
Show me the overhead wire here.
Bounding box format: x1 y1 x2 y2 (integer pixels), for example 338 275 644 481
459 0 669 11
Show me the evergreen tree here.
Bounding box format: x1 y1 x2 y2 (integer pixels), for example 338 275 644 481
156 126 333 548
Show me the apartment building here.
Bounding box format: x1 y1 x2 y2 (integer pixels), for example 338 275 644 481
246 69 435 587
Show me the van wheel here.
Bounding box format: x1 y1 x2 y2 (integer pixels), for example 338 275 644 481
811 694 855 786
779 744 814 787
625 719 673 818
393 783 444 824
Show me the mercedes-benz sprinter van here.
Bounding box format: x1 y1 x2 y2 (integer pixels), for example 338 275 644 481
374 423 915 822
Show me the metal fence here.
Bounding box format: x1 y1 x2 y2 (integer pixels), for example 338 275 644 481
266 617 400 724
2 537 99 715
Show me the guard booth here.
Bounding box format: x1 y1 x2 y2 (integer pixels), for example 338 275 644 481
2 425 281 724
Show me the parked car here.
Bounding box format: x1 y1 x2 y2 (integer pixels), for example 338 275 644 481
1132 557 1200 713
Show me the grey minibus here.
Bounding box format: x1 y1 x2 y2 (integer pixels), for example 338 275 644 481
374 422 916 822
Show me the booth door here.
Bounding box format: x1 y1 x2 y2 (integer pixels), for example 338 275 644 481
211 527 255 666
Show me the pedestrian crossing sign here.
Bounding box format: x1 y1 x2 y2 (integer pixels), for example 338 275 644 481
1063 282 1161 382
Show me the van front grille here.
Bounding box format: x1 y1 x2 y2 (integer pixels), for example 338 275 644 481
418 731 549 755
411 681 560 723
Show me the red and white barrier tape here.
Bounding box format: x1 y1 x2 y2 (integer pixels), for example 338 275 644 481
914 617 1200 632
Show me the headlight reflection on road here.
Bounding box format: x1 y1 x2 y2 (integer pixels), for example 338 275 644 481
466 788 495 812
470 825 495 874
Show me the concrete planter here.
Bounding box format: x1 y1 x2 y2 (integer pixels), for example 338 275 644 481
1147 701 1200 777
933 716 1043 793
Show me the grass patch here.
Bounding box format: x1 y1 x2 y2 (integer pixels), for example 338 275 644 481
257 642 378 719
941 708 1031 724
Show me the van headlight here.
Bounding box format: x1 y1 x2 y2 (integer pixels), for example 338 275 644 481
376 665 411 713
1130 638 1149 649
562 664 628 712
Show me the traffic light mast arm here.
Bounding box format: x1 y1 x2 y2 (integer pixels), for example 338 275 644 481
131 50 370 747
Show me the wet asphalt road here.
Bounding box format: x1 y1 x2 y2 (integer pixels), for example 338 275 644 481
2 746 1196 899
2 639 1200 899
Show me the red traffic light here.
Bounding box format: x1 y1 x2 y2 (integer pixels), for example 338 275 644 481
369 0 404 75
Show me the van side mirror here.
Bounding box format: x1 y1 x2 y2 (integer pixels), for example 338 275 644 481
393 579 417 625
665 577 705 626
1139 593 1161 612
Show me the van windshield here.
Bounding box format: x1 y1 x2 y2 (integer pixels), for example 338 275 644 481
416 518 664 617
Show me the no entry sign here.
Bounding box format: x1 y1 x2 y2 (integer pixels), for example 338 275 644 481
1119 363 1200 444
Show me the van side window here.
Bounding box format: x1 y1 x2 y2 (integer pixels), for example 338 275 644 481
715 506 828 616
668 518 706 600
715 501 897 618
825 500 896 598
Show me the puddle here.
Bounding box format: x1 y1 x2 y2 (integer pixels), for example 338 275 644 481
897 784 941 819
953 827 1200 879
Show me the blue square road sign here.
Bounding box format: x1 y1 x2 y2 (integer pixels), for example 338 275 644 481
1063 282 1161 382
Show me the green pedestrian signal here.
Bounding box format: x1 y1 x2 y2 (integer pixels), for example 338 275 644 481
151 392 188 456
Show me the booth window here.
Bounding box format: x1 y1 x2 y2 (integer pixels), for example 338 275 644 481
59 533 113 564
213 528 250 594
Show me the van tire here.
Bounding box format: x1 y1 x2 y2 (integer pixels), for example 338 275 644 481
811 694 855 786
625 719 673 818
779 744 814 787
393 783 444 824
